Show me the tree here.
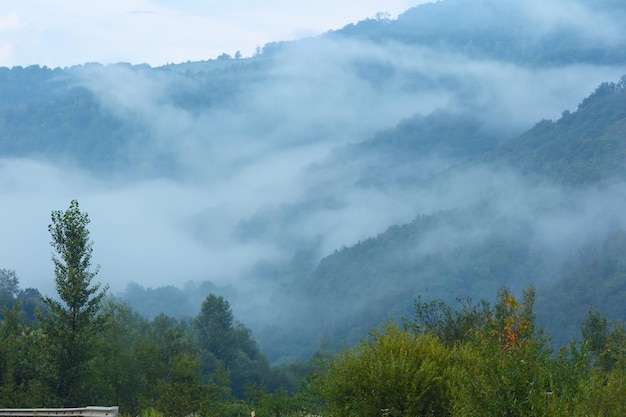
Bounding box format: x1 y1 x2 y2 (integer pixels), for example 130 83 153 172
449 287 558 417
156 354 215 417
582 308 626 373
41 199 108 406
408 295 492 347
195 295 236 365
319 322 452 417
90 299 146 413
0 269 19 308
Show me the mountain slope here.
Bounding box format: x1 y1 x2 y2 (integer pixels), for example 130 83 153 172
3 0 626 364
335 0 626 65
483 77 626 184
254 75 626 361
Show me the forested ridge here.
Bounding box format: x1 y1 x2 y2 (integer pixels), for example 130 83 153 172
5 250 626 415
483 78 626 184
4 0 626 415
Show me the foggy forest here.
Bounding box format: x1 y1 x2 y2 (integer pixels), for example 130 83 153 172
3 0 626 415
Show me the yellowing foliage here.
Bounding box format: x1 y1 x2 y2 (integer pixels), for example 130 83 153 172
491 287 535 353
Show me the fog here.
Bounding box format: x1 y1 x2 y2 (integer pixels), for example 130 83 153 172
1 0 625 329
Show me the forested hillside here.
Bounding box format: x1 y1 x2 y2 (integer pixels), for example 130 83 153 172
484 78 626 184
5 0 626 415
337 0 626 65
2 0 626 369
6 233 626 415
260 76 626 359
107 73 626 362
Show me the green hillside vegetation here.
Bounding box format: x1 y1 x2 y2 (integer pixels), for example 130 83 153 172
258 209 542 361
336 0 626 65
538 229 626 345
0 202 299 413
298 73 626 353
245 71 626 361
4 0 626 414
484 76 626 184
1 1 625 174
5 237 626 417
0 60 268 174
113 73 626 363
0 65 139 171
324 111 504 187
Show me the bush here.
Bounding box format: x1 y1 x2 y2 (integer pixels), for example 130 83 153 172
319 322 452 417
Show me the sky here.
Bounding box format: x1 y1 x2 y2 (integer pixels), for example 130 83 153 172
0 0 424 68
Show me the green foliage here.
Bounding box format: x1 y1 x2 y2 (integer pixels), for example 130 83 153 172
337 0 626 66
409 296 492 347
46 199 106 319
244 385 297 417
0 304 48 407
196 295 236 365
451 341 554 416
485 77 626 185
41 199 108 406
195 294 277 398
320 322 452 417
571 368 626 416
89 299 147 412
581 308 626 373
538 229 626 346
139 408 163 417
405 287 585 417
5 266 626 417
0 270 44 324
156 354 210 417
0 269 19 308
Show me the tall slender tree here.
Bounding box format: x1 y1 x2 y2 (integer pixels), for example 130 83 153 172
195 295 235 364
0 269 19 308
42 199 108 406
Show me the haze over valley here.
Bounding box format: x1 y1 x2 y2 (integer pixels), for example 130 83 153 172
3 0 626 362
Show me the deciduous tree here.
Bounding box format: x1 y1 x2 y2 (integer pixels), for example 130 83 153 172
41 199 107 406
195 295 236 365
320 322 452 417
0 269 19 308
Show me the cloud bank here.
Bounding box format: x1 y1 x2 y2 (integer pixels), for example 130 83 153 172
0 25 621 300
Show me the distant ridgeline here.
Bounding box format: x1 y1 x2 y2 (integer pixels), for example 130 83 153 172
483 78 626 185
3 0 626 363
119 75 626 360
335 0 626 65
1 0 626 174
0 61 266 175
0 65 136 171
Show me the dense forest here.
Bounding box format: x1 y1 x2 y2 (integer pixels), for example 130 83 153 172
4 0 626 415
4 230 626 416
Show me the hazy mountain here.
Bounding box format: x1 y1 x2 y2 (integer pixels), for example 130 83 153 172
483 78 626 184
263 77 626 359
336 0 626 65
2 0 626 362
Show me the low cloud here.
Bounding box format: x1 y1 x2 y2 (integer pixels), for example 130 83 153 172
521 0 625 43
2 0 626 308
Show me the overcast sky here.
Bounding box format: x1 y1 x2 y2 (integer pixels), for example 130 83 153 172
0 0 425 68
